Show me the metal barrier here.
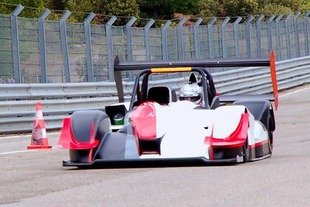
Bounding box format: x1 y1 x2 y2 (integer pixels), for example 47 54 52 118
1 56 310 134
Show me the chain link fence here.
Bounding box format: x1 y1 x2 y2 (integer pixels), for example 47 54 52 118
0 6 310 83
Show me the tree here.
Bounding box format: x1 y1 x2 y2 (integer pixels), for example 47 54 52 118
64 0 139 23
199 0 220 17
44 0 66 11
0 0 44 18
138 0 200 19
218 0 259 17
300 0 310 13
104 0 140 17
257 0 304 15
259 4 293 16
65 0 95 22
257 0 303 11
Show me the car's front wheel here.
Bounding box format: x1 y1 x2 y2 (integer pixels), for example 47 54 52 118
243 140 250 162
268 132 273 155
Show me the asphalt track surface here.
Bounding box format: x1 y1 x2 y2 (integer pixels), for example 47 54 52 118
1 86 310 207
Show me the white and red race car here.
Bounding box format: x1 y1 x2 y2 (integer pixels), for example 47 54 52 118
58 52 278 168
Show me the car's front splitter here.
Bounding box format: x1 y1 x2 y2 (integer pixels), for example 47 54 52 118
62 156 241 169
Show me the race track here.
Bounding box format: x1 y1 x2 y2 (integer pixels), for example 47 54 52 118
1 86 310 207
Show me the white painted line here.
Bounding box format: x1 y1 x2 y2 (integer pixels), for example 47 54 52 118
0 131 60 140
0 135 30 140
0 150 30 155
0 147 57 155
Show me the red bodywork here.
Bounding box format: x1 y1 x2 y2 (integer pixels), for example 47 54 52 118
130 102 157 140
129 102 161 155
58 117 99 150
205 112 249 160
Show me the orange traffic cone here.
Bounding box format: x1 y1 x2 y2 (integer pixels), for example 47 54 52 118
27 101 52 149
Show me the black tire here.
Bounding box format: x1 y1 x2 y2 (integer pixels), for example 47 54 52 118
267 112 274 156
243 140 250 163
268 131 273 155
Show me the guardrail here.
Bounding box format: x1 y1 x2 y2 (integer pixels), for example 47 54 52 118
1 56 310 134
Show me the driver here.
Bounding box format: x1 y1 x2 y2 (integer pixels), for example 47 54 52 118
179 82 203 105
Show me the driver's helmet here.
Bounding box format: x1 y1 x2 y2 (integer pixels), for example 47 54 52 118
179 83 202 105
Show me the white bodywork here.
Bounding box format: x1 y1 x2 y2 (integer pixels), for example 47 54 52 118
139 101 269 159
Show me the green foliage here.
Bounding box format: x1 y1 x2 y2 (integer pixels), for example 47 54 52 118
259 3 293 16
219 0 259 16
257 0 303 11
104 0 140 17
1 0 310 22
64 0 140 23
138 0 200 19
65 0 93 12
44 0 66 11
64 0 94 22
199 0 219 17
300 0 310 13
0 0 44 17
256 0 306 15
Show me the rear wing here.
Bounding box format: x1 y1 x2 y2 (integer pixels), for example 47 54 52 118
113 51 278 110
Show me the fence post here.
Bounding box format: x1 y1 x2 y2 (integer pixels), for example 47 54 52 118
83 12 96 82
125 16 137 62
294 12 301 58
10 4 23 83
304 11 310 55
207 17 217 59
161 20 172 61
285 14 293 59
38 9 51 83
177 18 187 60
193 18 203 59
125 16 137 81
256 15 264 57
60 10 71 83
221 17 230 58
233 17 242 58
106 16 117 81
246 15 254 58
267 15 276 53
144 19 155 61
275 15 283 60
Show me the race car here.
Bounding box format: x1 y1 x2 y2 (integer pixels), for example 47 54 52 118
58 51 278 168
